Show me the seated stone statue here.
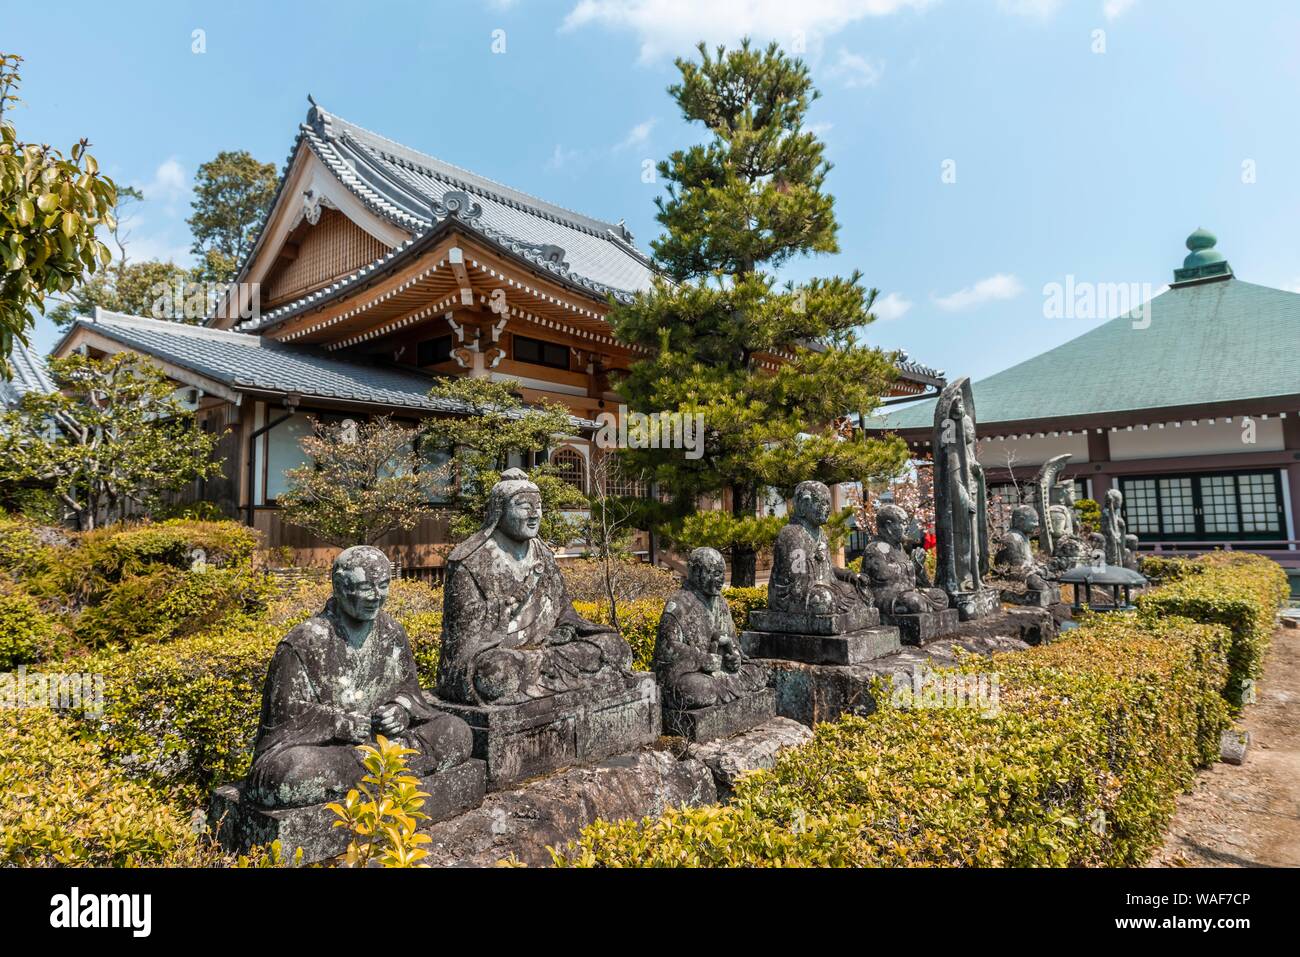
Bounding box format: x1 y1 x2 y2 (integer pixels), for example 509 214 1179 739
861 505 950 615
654 547 768 711
769 480 873 617
247 546 473 809
994 505 1054 592
1123 533 1141 572
435 469 633 706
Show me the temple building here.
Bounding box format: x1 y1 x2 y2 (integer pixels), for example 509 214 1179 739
51 101 940 574
871 229 1300 587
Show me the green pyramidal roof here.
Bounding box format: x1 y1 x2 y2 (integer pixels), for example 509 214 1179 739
876 275 1300 431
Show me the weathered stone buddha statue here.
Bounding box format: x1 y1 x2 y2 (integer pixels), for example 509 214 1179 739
860 504 951 616
742 480 901 665
1123 533 1141 572
246 546 475 809
933 377 997 619
767 480 874 621
1102 488 1126 566
654 547 768 713
993 505 1060 605
435 469 633 706
859 504 958 644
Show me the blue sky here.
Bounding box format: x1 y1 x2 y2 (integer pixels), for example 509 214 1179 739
7 0 1300 382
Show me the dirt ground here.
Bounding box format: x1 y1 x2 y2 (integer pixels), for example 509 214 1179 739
1150 623 1300 867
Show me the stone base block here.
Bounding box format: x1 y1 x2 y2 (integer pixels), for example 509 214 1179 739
208 759 487 863
768 632 1029 727
747 604 878 635
883 608 961 645
663 687 776 742
421 750 718 867
686 717 812 802
951 588 1002 621
741 624 901 665
429 673 661 790
1220 729 1251 766
1000 585 1061 608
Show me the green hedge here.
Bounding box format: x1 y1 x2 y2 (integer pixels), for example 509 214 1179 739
556 613 1231 867
0 588 63 669
0 707 219 866
1138 552 1288 709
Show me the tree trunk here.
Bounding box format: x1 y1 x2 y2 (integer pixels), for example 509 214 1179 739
729 482 757 588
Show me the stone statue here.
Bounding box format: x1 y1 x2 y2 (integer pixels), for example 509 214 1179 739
654 547 768 712
1123 533 1141 572
994 505 1054 592
768 480 873 618
435 468 633 706
933 377 995 618
1034 454 1077 555
247 546 474 809
1102 488 1126 566
860 504 950 616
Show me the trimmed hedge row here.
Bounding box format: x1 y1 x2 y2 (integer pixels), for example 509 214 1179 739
556 613 1233 867
1138 552 1289 709
558 553 1286 867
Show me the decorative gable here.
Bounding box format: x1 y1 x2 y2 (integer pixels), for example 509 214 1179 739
262 207 392 308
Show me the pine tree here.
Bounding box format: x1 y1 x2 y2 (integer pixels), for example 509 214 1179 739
607 39 908 586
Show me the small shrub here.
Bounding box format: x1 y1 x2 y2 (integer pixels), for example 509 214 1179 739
561 558 680 605
0 587 63 668
722 585 767 633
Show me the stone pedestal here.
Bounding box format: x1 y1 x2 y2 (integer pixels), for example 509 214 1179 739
208 759 487 863
663 687 776 742
882 608 960 645
429 673 661 790
740 624 901 665
951 588 1002 621
767 632 1029 727
747 604 878 635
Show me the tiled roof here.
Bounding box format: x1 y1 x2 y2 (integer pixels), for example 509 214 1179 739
1 339 56 408
62 311 598 428
874 276 1300 431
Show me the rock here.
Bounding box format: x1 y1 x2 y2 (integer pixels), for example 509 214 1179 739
687 717 812 801
741 625 902 665
939 606 1058 646
1220 729 1251 766
883 608 961 645
420 748 717 866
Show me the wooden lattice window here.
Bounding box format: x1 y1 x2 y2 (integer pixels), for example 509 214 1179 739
602 454 646 498
550 448 586 493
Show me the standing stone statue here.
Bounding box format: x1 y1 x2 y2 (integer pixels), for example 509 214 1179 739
993 505 1060 606
654 547 772 740
435 469 633 706
431 468 659 789
933 377 996 619
767 480 874 621
859 504 958 643
1101 488 1126 566
247 546 474 809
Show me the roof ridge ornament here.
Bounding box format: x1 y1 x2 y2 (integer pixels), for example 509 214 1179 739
1173 226 1233 284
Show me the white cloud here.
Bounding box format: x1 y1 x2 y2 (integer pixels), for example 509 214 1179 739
136 157 188 208
615 117 658 151
805 121 835 137
872 291 913 321
932 273 1024 311
546 143 584 171
830 49 884 88
1103 0 1137 18
997 0 1062 17
562 0 934 63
